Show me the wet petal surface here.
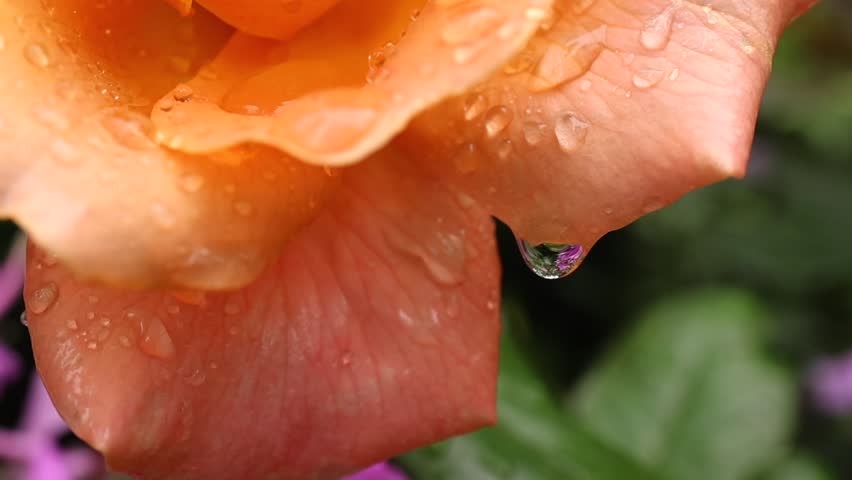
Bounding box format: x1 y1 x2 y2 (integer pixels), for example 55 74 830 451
404 0 809 261
26 151 502 480
0 0 341 289
152 0 555 166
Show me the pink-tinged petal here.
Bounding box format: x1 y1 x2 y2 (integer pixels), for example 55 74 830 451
26 151 501 480
404 0 818 259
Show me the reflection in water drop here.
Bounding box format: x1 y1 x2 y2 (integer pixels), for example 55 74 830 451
516 239 584 279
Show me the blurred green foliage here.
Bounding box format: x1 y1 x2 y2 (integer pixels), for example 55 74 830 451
402 2 852 478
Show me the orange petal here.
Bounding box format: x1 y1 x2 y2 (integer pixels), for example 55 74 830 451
152 0 556 166
196 0 342 39
164 0 193 16
27 149 501 479
402 0 810 260
0 0 339 289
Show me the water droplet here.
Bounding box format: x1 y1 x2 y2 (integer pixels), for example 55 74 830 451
503 49 536 75
632 68 664 89
454 143 479 174
29 283 58 314
340 352 353 367
668 68 680 81
463 93 487 121
173 84 194 101
554 112 590 153
530 26 606 91
523 121 548 145
366 42 395 83
496 139 513 162
703 6 719 24
516 239 584 279
101 110 156 150
180 174 204 193
483 106 513 138
182 368 206 387
640 6 675 51
19 312 28 327
87 342 98 350
579 79 592 92
43 253 58 267
23 43 50 68
442 7 501 45
456 192 475 208
138 317 176 360
159 98 176 112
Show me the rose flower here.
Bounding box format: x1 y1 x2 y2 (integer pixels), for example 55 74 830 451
5 0 814 478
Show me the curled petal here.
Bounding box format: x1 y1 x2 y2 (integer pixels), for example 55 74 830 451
196 0 342 39
0 0 340 289
27 150 501 480
404 0 808 256
152 0 556 166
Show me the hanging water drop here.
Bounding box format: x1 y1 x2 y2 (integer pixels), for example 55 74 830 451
19 311 28 327
516 238 584 279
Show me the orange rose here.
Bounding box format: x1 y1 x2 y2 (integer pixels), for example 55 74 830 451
7 0 814 478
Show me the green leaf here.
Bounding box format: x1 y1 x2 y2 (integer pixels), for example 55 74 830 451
572 289 796 480
399 307 662 480
761 454 834 480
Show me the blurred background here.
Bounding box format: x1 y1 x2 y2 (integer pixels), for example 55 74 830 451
1 1 851 479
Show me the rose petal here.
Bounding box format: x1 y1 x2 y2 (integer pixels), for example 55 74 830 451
0 0 341 289
26 150 501 479
152 0 555 166
197 0 342 39
403 0 811 254
164 0 192 16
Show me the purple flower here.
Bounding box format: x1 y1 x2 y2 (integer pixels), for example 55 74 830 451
555 245 584 273
0 234 103 480
809 351 852 415
342 462 408 480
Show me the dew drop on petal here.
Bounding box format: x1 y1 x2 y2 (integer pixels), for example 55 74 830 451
29 283 58 314
640 4 676 51
523 121 548 145
463 93 487 121
554 112 590 153
516 238 584 279
138 316 176 360
19 312 28 327
23 42 50 68
483 106 513 138
180 174 205 193
632 67 664 89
